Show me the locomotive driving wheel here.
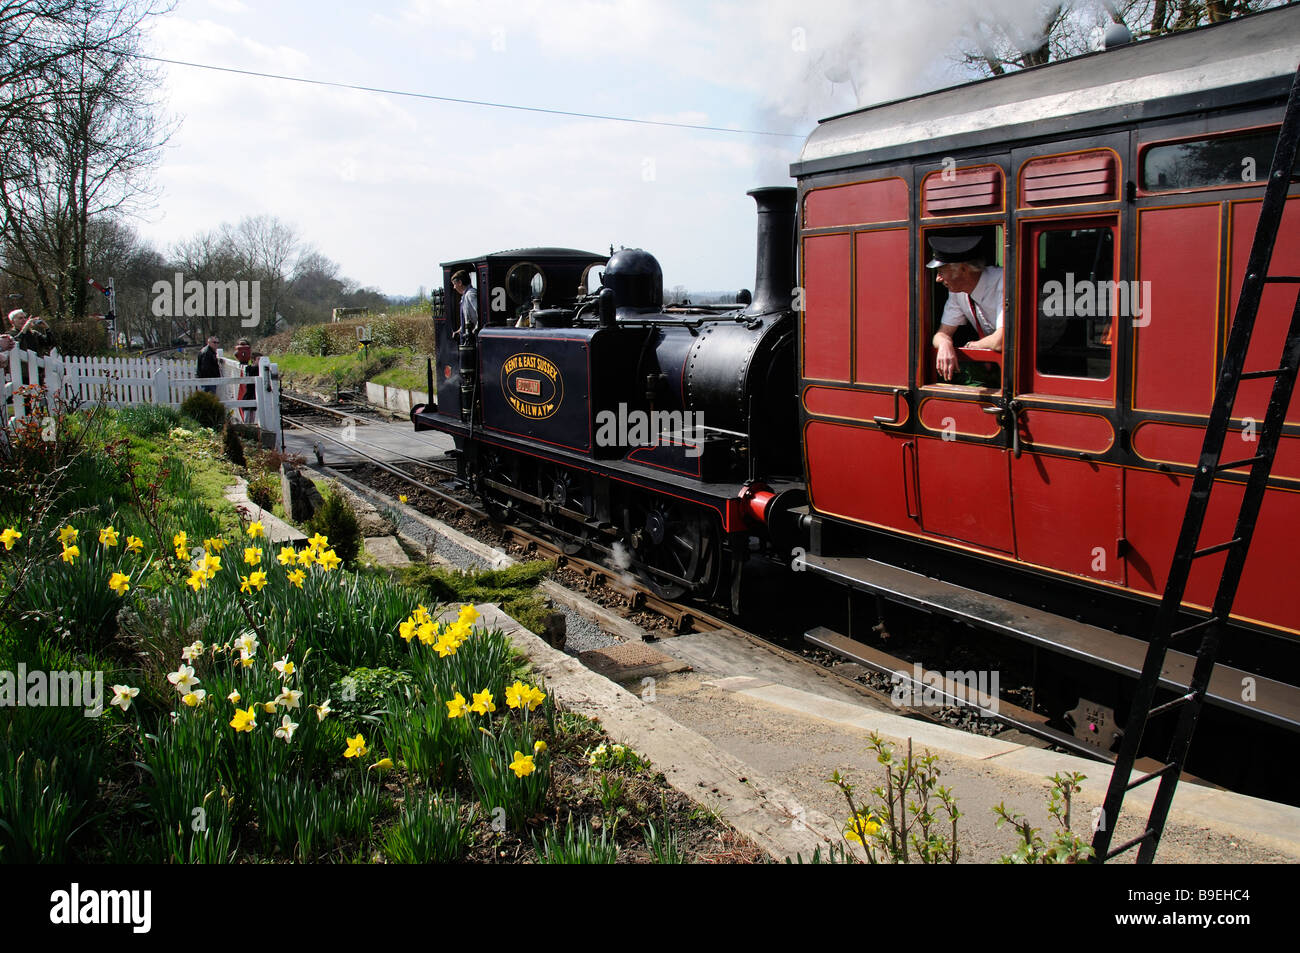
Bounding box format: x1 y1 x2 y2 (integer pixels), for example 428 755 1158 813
479 450 518 523
628 496 720 601
537 464 592 556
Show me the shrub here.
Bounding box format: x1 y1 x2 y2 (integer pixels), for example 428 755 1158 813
306 488 362 565
180 390 227 430
247 471 279 511
222 425 246 467
289 325 334 357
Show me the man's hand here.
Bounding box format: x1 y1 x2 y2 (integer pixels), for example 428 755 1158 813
935 335 958 381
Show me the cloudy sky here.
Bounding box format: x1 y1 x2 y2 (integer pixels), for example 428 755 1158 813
137 0 1054 296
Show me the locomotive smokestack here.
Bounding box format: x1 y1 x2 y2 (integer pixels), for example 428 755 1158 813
745 186 797 315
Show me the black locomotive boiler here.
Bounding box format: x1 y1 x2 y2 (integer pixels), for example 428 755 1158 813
413 188 807 606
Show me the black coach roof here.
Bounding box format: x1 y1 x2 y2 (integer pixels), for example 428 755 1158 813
793 3 1300 176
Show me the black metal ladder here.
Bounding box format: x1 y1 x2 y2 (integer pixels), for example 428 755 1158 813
1091 65 1300 864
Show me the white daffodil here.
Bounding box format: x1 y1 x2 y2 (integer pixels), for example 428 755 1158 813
275 687 303 710
167 664 200 693
181 640 205 662
235 633 259 657
313 697 332 721
110 684 139 712
272 656 295 679
181 689 207 707
274 714 299 743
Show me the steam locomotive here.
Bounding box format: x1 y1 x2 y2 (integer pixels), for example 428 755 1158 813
413 6 1300 751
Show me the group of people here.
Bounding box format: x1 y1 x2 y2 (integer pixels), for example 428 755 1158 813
196 336 258 421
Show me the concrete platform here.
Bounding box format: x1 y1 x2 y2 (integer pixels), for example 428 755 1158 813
223 478 306 545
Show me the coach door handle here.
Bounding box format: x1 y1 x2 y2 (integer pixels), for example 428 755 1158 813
982 401 1023 458
874 388 908 430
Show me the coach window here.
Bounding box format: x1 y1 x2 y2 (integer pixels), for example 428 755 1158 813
1140 127 1279 193
924 224 1003 389
1027 224 1116 386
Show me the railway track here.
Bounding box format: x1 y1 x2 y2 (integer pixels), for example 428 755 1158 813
279 391 1122 764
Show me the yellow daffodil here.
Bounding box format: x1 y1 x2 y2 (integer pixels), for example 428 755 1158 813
469 689 496 716
399 495 408 503
202 553 221 578
108 572 130 596
417 621 437 646
509 751 535 778
274 714 298 743
60 544 79 563
434 635 458 658
247 521 264 538
277 545 297 566
243 546 262 566
296 547 316 567
249 570 267 590
1 527 21 550
533 740 547 755
505 680 528 710
125 535 143 554
204 536 227 552
58 525 78 546
524 685 546 712
317 548 342 571
413 604 431 624
230 706 257 732
370 757 394 772
344 733 368 759
458 603 480 625
99 526 119 547
262 700 277 714
110 684 139 712
307 533 328 551
844 810 881 845
507 681 546 712
186 569 207 592
446 692 467 719
398 618 416 642
181 689 207 707
173 531 187 552
287 568 306 588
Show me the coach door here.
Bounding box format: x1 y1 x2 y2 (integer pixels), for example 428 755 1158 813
1011 211 1125 584
912 159 1016 554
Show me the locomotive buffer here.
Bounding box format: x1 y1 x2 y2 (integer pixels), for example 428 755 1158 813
1091 62 1300 864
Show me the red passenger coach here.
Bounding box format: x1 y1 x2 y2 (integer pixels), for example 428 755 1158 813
793 8 1300 745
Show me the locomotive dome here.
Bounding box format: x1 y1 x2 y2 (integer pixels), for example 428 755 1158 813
601 247 663 313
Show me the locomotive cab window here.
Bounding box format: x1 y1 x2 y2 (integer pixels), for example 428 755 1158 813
923 224 1003 389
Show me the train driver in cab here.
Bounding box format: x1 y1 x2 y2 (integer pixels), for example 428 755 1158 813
928 234 1003 382
451 270 479 340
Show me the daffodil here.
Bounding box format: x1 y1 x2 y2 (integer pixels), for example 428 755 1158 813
273 656 295 678
186 569 207 592
249 570 267 590
458 603 480 625
399 494 408 503
60 544 79 564
287 567 305 588
236 633 259 657
469 689 496 716
227 689 241 703
277 545 297 566
533 740 547 755
417 620 437 645
200 553 221 579
262 700 278 714
509 751 535 778
0 527 21 550
370 757 394 772
167 664 199 693
446 692 467 719
413 604 431 624
230 706 257 732
110 684 139 712
181 689 207 707
344 733 368 759
181 640 205 661
524 685 546 712
125 535 143 554
204 537 227 552
275 687 303 710
843 810 881 845
99 526 119 547
313 698 332 721
398 618 416 642
306 532 328 551
243 546 262 566
433 634 458 658
274 714 298 743
173 531 187 552
296 547 316 567
58 525 78 546
247 521 264 538
108 572 130 596
505 680 528 710
317 549 342 571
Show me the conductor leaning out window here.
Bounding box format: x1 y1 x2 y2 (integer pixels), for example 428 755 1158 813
928 234 1004 382
451 270 478 341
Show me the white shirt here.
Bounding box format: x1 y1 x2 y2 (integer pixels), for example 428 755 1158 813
459 284 479 335
940 266 1003 338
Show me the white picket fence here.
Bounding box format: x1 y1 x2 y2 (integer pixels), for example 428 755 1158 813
2 348 282 445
